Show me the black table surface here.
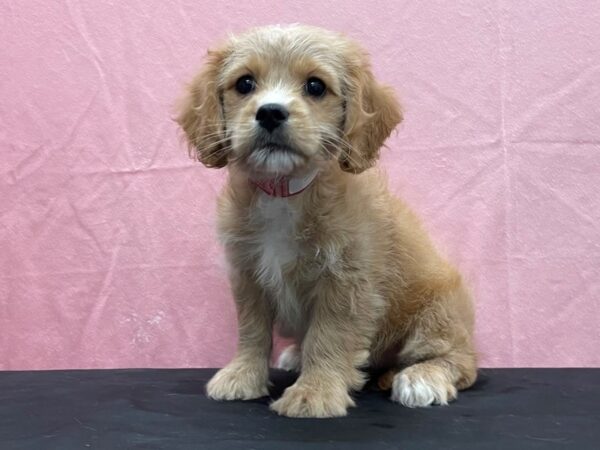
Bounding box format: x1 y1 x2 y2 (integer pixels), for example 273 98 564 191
0 368 598 449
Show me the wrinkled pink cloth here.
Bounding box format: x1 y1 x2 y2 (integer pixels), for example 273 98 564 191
1 1 599 369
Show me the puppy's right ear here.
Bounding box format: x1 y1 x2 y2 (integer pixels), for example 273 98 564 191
176 48 229 168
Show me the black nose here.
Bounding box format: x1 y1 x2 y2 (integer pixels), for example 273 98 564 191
256 103 289 132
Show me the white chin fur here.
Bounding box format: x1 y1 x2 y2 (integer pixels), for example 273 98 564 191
247 147 304 176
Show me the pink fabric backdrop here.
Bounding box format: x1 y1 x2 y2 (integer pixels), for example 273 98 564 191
1 1 599 370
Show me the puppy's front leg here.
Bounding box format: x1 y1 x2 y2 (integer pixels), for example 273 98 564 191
271 281 377 418
206 271 273 401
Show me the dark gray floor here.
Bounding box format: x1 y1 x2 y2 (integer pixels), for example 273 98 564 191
0 368 598 449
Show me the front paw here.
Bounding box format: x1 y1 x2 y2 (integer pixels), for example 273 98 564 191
270 382 354 418
206 363 269 401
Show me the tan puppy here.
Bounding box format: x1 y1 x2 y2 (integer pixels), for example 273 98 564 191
177 25 477 418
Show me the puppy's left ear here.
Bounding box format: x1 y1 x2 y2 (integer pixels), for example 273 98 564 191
340 46 402 173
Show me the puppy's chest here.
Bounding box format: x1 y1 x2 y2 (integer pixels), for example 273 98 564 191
247 197 308 290
237 197 315 330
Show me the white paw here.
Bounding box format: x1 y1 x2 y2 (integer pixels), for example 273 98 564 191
206 362 269 401
391 366 457 408
276 345 301 372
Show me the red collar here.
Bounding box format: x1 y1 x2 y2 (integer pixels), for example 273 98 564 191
251 169 319 198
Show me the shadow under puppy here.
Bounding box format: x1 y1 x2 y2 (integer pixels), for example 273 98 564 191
177 24 477 418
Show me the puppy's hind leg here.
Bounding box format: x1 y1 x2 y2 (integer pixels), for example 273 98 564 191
276 344 302 372
391 278 477 407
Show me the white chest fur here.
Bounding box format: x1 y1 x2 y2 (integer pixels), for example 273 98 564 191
253 195 299 287
250 194 304 334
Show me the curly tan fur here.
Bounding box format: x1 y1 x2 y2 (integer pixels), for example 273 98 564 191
177 25 477 418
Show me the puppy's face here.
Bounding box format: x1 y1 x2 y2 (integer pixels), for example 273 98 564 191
178 26 402 178
220 34 345 177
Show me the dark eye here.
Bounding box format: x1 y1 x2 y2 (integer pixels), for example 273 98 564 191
235 75 256 95
305 77 326 97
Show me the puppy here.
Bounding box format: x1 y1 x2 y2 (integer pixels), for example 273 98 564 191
177 25 477 418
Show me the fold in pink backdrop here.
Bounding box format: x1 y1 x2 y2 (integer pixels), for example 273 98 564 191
1 1 599 369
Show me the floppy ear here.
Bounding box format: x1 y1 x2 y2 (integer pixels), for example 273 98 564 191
340 48 402 173
176 48 229 168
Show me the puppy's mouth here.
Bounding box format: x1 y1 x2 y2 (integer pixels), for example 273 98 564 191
245 140 307 176
259 142 300 155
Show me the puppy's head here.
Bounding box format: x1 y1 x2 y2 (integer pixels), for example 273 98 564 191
177 25 402 177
